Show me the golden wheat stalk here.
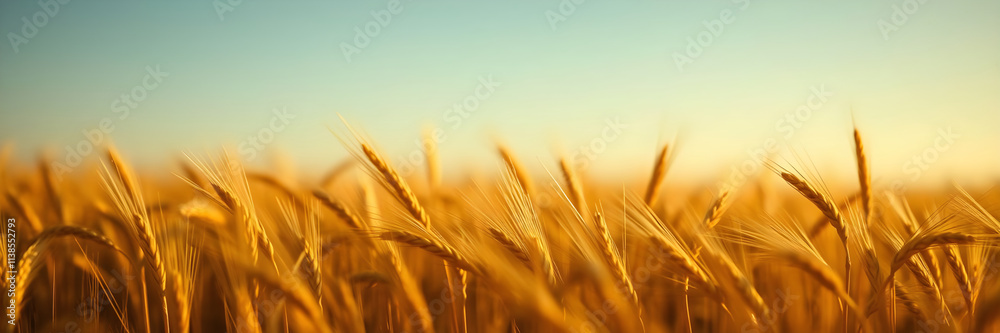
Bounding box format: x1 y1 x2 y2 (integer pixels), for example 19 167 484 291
594 210 638 305
893 281 928 323
808 193 860 238
243 266 331 332
890 232 974 275
487 227 531 266
703 190 730 229
213 181 276 265
775 250 861 316
103 148 171 331
559 157 587 218
643 144 670 206
739 215 866 319
357 176 435 332
185 153 275 268
942 245 974 313
847 208 882 290
385 250 435 332
312 189 365 230
626 193 720 298
714 251 771 323
14 226 127 319
780 172 847 244
179 158 209 191
532 234 558 286
360 143 432 228
379 230 478 273
779 170 853 331
647 235 718 297
875 231 975 318
498 145 534 195
852 128 872 220
280 198 324 307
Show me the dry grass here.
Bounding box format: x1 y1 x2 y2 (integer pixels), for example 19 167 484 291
2 124 999 333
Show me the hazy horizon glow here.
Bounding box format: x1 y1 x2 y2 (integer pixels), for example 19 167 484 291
1 0 998 187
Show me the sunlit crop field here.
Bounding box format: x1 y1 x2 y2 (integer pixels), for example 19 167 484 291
2 125 998 333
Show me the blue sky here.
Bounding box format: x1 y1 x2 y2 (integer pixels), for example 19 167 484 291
1 0 998 185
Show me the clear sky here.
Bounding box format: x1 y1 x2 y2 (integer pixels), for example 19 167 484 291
1 0 998 186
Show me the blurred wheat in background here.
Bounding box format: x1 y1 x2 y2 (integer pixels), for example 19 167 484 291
1 122 999 333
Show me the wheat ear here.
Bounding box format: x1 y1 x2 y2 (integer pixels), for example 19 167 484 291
559 158 587 218
487 227 531 266
104 148 171 331
781 172 847 244
879 232 975 303
379 230 478 273
594 210 638 305
312 190 364 230
703 190 730 229
361 143 431 228
643 144 670 206
852 128 872 220
15 226 127 320
716 252 771 323
893 281 928 323
647 235 719 298
498 145 534 195
942 245 974 313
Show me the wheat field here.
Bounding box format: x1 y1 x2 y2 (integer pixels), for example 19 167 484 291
2 124 999 333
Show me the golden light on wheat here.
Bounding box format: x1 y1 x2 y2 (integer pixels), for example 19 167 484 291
1 123 998 333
